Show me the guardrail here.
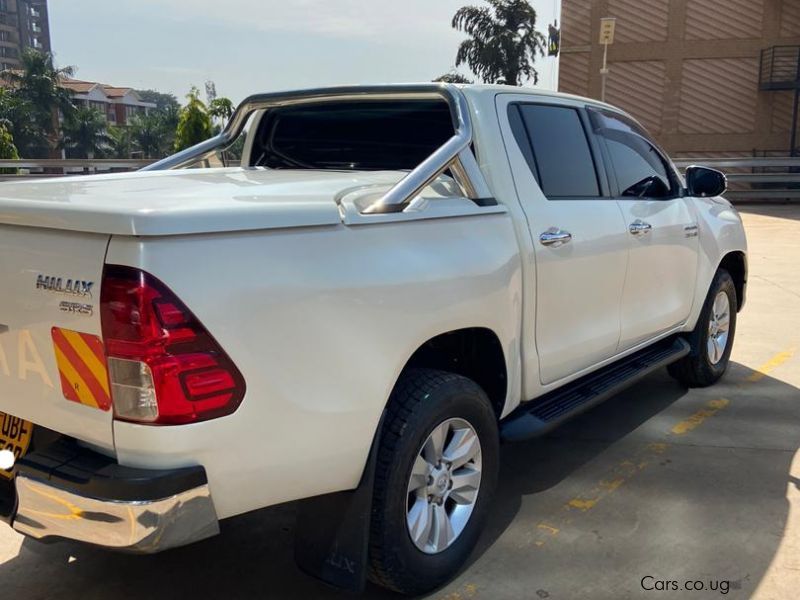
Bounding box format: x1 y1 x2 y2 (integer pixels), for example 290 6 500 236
0 159 156 181
0 157 797 202
673 157 800 201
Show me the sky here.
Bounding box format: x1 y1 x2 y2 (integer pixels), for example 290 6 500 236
49 0 562 104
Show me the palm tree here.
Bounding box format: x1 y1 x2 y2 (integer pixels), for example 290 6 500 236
61 106 111 159
209 97 234 127
452 0 547 86
433 72 474 84
130 112 172 158
1 50 75 154
107 125 133 159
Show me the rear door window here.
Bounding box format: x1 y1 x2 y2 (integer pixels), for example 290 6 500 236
508 104 601 199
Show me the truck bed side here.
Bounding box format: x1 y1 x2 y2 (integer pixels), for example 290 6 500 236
106 209 522 519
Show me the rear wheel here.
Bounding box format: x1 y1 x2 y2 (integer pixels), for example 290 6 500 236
668 269 737 387
368 369 499 595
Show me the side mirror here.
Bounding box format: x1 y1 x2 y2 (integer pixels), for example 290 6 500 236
686 166 727 198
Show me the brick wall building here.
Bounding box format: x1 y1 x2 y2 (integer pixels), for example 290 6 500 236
558 0 800 157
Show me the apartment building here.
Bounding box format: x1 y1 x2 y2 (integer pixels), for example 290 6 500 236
558 0 800 157
59 78 157 126
0 0 50 71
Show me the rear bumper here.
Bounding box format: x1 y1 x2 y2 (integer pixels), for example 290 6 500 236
9 439 219 553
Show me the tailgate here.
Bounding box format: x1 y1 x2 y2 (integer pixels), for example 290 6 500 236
0 224 114 451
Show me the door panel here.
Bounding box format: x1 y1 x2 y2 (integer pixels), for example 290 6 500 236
531 201 629 383
498 97 629 385
616 198 699 348
586 107 700 349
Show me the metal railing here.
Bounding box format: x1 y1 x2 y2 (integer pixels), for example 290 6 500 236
674 157 800 201
0 154 796 202
760 46 800 91
0 159 156 181
142 83 492 214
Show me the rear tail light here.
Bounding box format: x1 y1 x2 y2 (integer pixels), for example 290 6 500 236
100 265 246 425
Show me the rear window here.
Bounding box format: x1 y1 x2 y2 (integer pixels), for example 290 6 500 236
509 104 601 199
249 100 454 170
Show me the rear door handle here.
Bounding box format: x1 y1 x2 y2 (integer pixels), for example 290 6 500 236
539 227 572 248
629 220 652 236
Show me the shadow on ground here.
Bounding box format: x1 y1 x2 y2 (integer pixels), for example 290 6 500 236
1 363 797 599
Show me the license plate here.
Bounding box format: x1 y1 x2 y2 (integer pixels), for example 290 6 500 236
0 412 33 480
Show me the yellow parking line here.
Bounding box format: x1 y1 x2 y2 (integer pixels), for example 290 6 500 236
744 349 795 383
438 583 478 600
563 442 669 515
528 348 795 550
671 398 730 435
537 523 560 536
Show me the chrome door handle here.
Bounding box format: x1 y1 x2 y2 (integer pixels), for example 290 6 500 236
539 227 572 248
629 220 652 236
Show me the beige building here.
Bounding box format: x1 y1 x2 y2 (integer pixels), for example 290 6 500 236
59 78 156 126
558 0 800 157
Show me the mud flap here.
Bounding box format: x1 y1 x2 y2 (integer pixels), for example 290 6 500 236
294 412 384 593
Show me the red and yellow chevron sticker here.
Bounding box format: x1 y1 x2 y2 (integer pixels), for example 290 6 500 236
51 328 111 412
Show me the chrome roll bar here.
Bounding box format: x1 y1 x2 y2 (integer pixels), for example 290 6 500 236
142 84 491 214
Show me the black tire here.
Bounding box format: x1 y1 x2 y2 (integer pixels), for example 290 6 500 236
368 369 499 595
668 269 737 387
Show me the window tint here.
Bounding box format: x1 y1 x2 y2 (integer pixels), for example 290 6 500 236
590 108 651 138
589 109 677 199
510 104 600 198
250 100 454 170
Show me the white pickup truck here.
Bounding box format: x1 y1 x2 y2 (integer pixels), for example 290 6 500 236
0 84 746 594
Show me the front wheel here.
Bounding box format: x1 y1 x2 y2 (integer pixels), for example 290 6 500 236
368 369 499 595
668 269 738 387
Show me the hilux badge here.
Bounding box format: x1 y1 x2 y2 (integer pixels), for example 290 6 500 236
35 275 95 298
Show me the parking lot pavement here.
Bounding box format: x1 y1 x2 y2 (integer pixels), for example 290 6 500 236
2 204 799 600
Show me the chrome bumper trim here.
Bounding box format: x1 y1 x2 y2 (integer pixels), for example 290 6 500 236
12 475 219 553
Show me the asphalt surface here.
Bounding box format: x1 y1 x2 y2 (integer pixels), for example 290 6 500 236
2 204 799 599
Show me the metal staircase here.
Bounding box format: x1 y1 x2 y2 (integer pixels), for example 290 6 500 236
760 46 800 156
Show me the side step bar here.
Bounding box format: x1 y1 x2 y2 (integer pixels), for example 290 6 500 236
501 337 690 443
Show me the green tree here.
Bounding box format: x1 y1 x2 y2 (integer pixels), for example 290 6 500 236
135 89 180 114
61 106 111 159
0 120 19 158
0 118 19 174
0 88 45 157
209 97 234 127
174 87 213 152
433 72 474 84
0 50 75 156
107 125 133 159
130 111 170 158
452 0 546 86
133 89 180 154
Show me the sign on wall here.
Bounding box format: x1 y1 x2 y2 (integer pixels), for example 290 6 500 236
599 17 617 45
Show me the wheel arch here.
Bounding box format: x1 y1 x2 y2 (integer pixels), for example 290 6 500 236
397 327 509 420
718 250 747 312
684 199 748 332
